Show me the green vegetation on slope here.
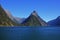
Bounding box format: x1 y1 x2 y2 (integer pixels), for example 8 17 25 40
21 11 47 26
0 5 20 26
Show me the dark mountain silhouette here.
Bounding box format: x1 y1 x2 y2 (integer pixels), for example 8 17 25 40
0 5 19 26
48 16 60 26
21 11 47 26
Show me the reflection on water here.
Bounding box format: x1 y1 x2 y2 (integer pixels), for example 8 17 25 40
0 27 60 40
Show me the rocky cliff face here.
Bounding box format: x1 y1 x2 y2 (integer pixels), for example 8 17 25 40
0 5 19 26
0 5 48 26
21 11 47 26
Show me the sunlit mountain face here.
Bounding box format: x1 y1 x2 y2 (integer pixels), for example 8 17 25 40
0 0 60 40
1 4 60 26
0 5 48 26
21 11 47 26
0 5 20 26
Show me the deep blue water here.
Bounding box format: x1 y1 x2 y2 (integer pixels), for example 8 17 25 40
0 26 60 40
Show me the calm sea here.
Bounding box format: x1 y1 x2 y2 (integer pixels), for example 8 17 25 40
0 26 60 40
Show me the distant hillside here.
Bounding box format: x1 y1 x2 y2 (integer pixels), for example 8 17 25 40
15 17 25 23
48 16 60 26
21 11 47 26
0 5 20 26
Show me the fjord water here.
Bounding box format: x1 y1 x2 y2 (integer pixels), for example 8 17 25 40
0 26 60 40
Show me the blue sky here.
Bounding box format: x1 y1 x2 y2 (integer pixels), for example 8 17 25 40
0 0 60 22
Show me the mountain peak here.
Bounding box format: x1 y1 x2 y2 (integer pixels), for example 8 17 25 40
32 10 36 13
31 10 38 17
21 10 47 26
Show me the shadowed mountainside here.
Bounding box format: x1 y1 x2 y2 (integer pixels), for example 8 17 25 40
0 5 48 26
48 16 60 26
21 11 47 26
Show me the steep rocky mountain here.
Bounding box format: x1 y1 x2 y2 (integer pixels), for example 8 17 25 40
21 11 47 26
5 10 20 24
0 5 19 26
4 9 25 24
48 16 60 26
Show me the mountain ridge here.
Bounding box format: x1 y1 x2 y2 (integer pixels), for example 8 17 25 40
0 5 50 26
48 16 60 26
21 11 47 26
0 5 20 26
